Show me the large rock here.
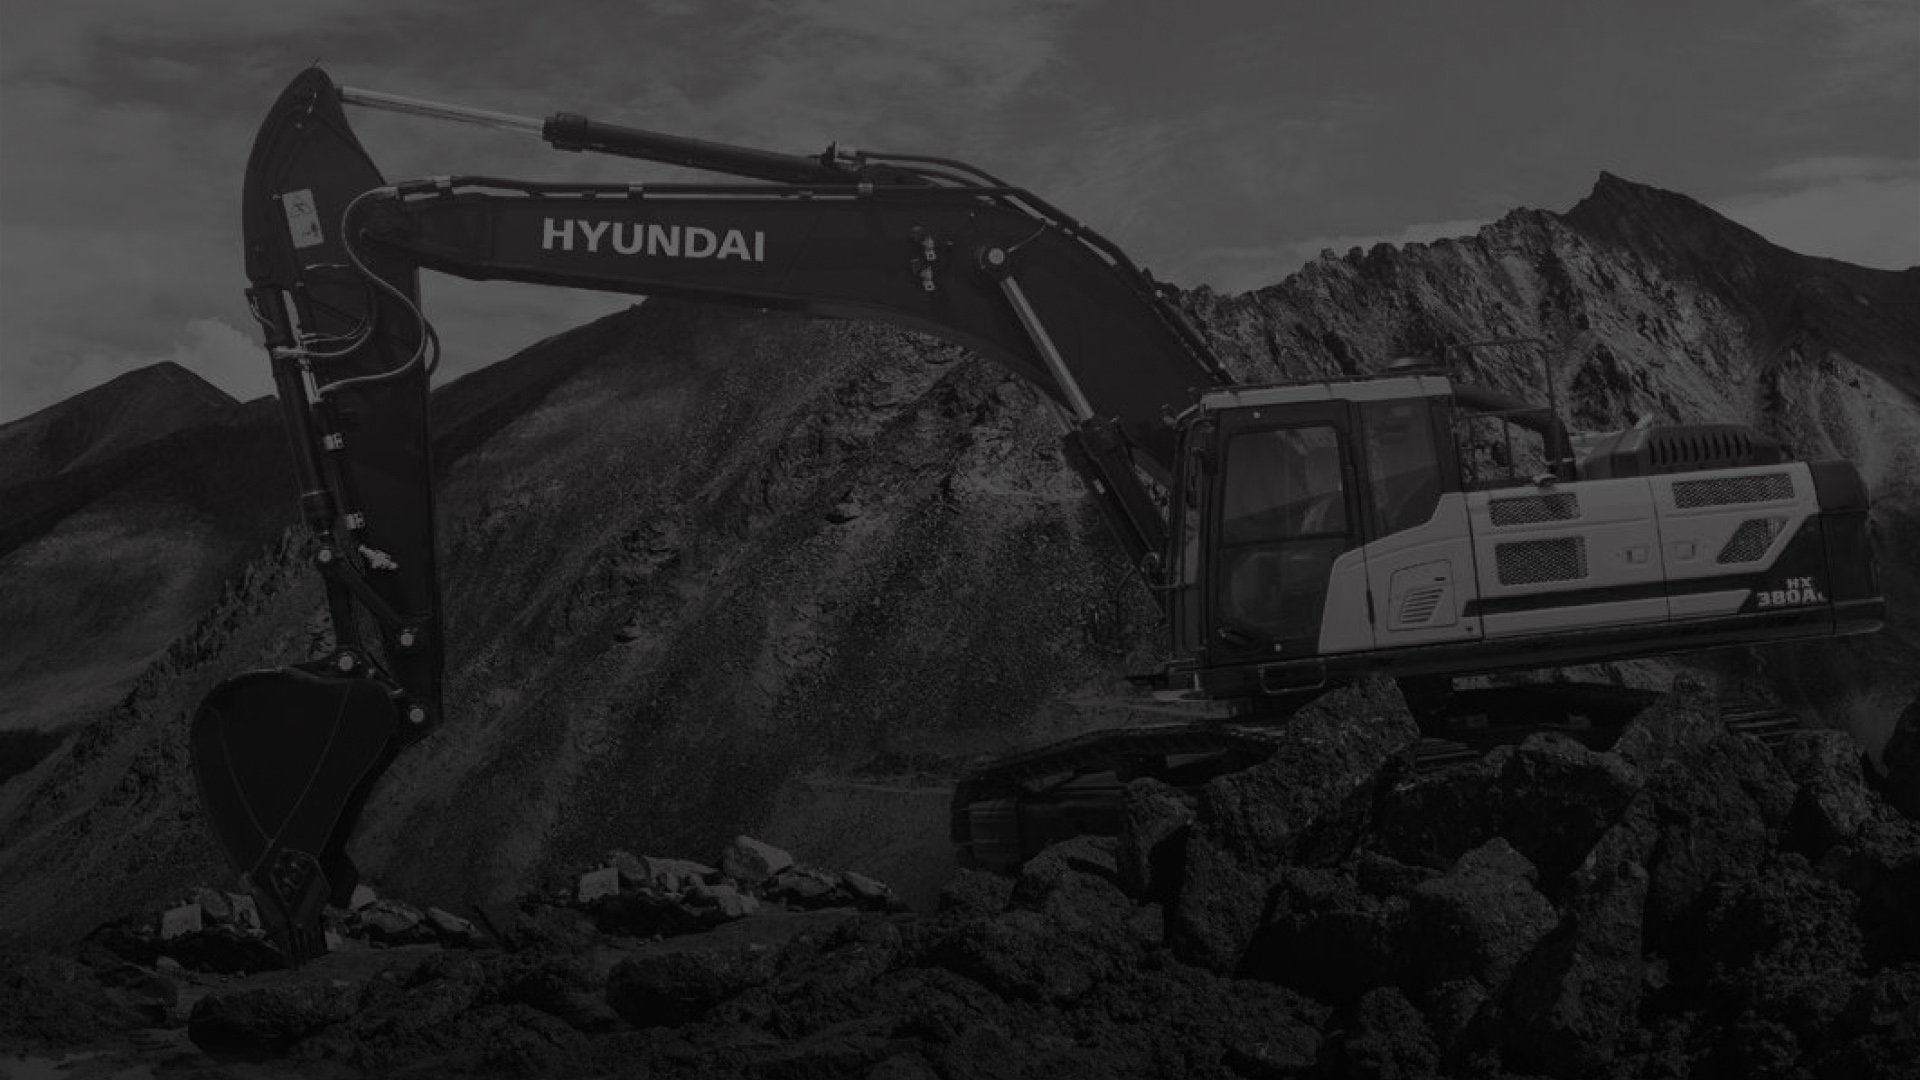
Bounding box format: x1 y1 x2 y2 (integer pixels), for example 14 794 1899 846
1490 733 1643 891
1010 836 1135 942
188 978 363 1059
1115 777 1195 900
1370 732 1641 894
1636 732 1797 940
1873 696 1920 821
1 951 177 1045
1366 749 1506 872
1811 965 1920 1080
1167 833 1276 975
1775 728 1878 852
1324 986 1441 1080
1688 853 1865 1036
1198 678 1420 871
1610 673 1722 767
1243 865 1409 1001
1827 812 1920 965
720 836 795 884
1500 856 1650 1076
927 904 1132 1006
606 938 781 1026
1408 838 1559 992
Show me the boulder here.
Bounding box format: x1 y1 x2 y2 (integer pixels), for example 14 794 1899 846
606 940 780 1026
1325 986 1441 1080
1877 696 1920 820
1167 833 1275 975
190 887 232 925
1491 732 1643 890
354 898 435 945
1408 838 1559 991
426 906 483 946
1610 673 1722 768
937 869 1015 916
1776 728 1877 851
1116 776 1195 900
188 978 363 1059
1688 853 1865 1036
592 889 709 939
720 836 795 884
841 870 894 905
927 907 1126 1006
1500 856 1650 1076
163 926 287 974
576 865 621 904
0 951 176 1044
686 882 758 921
1010 836 1134 943
1366 750 1506 872
1638 734 1796 939
610 851 720 893
1811 965 1920 1080
500 951 625 1033
769 866 848 908
1826 811 1920 965
1199 678 1420 871
1243 865 1409 1001
159 903 203 940
226 892 263 933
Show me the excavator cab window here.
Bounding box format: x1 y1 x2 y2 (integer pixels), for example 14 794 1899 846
1169 421 1212 661
1212 420 1356 653
1360 400 1443 535
1454 406 1553 489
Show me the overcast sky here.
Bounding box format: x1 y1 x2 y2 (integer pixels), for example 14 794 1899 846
1 0 1915 424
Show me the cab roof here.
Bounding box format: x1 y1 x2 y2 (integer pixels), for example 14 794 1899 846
1197 374 1454 411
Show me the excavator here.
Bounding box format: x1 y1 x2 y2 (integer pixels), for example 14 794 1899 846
191 68 1884 959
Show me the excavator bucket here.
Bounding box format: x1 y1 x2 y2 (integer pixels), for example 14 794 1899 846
190 666 400 961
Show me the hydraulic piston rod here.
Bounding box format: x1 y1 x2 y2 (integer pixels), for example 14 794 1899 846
340 83 851 185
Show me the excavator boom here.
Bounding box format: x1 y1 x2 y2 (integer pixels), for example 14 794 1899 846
196 68 1225 956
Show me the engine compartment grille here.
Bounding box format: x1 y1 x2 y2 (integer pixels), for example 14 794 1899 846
1496 537 1589 586
1673 472 1793 509
1489 493 1580 526
1717 517 1789 564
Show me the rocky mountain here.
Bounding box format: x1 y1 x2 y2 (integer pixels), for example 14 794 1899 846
0 363 293 738
0 173 1915 1075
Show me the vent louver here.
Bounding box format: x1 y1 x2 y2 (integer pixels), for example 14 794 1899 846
1398 585 1446 624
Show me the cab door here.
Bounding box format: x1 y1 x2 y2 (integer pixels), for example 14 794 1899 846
1206 403 1367 662
1352 397 1484 652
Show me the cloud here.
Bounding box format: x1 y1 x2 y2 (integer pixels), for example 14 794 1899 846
0 0 464 79
1181 218 1493 294
1715 156 1920 270
1798 0 1920 98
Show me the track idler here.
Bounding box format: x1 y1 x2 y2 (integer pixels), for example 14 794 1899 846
189 661 402 961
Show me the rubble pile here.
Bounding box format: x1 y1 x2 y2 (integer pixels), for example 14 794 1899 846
6 681 1920 1078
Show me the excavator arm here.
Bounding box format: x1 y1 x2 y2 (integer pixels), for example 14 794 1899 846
195 67 1229 957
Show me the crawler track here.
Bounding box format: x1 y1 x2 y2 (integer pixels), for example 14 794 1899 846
954 683 1808 869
